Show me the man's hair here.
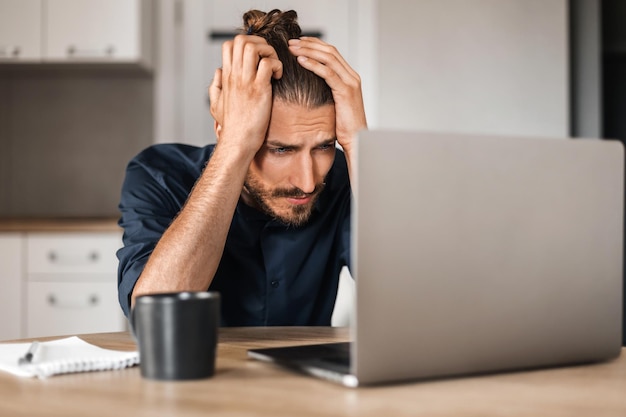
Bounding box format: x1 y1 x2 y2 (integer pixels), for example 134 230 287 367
242 9 334 108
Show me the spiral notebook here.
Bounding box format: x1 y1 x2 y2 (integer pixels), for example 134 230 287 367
0 336 139 379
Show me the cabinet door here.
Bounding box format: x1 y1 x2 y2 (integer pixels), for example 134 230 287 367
45 0 142 62
0 0 42 61
26 281 127 338
0 234 23 341
27 232 121 275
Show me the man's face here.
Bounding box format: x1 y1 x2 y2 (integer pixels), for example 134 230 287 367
242 100 336 227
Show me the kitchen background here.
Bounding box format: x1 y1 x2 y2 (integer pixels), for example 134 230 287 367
0 0 624 340
1 0 624 218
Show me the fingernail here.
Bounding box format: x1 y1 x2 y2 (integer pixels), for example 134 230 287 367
297 55 308 63
288 39 300 44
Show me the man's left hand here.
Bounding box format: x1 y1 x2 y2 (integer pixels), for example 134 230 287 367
288 37 367 156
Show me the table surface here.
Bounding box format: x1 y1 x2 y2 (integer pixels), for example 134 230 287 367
1 327 626 417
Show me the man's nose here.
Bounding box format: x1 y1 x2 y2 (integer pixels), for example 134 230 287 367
291 154 316 194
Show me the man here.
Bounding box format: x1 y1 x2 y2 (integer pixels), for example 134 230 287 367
117 9 367 325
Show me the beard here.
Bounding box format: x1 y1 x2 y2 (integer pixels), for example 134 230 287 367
243 174 326 228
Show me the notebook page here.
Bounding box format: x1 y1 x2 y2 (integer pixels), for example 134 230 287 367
0 336 139 379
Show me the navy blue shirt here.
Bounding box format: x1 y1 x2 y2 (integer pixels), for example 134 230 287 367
116 143 352 326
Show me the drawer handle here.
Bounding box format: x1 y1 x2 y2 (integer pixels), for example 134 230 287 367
47 294 100 309
0 46 20 58
47 251 101 265
66 45 115 58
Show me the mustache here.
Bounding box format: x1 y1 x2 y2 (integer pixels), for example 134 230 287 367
271 183 326 198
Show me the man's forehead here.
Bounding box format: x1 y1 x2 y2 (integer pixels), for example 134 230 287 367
267 101 335 139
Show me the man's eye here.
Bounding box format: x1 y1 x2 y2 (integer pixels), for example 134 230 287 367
270 147 289 154
318 144 333 151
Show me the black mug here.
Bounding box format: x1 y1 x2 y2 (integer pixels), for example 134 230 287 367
131 291 220 380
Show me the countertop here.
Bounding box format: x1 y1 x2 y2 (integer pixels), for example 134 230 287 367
0 217 121 232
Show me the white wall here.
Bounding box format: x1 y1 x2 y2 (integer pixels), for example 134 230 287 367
375 0 569 137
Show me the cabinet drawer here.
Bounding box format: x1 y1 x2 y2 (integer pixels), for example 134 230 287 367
26 281 127 338
27 232 121 274
0 233 23 340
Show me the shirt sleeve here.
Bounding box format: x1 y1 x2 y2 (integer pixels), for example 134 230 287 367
116 151 187 317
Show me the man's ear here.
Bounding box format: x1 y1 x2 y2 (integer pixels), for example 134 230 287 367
214 120 222 141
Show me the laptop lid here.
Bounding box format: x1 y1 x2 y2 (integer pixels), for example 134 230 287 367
351 130 624 385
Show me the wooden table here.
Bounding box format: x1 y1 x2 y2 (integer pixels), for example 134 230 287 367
1 327 626 417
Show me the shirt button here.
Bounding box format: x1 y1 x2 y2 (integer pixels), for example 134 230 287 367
270 280 280 288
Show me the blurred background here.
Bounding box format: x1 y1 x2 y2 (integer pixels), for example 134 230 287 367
0 0 625 339
0 0 624 218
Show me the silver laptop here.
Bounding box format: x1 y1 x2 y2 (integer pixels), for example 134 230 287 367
248 130 624 387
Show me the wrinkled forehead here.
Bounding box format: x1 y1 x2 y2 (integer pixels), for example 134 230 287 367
267 100 336 143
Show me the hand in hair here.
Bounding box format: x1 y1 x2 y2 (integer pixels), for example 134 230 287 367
209 34 283 155
287 37 367 156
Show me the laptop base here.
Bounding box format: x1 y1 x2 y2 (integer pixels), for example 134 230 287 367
247 342 359 387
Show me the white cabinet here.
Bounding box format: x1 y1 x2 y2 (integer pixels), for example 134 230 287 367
0 234 23 341
0 0 42 61
26 233 122 275
45 0 152 65
0 0 152 66
27 281 123 337
0 231 127 340
25 232 127 338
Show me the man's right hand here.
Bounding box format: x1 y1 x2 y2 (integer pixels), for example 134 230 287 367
209 35 283 155
131 36 282 307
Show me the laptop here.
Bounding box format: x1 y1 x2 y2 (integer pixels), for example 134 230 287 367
248 130 624 387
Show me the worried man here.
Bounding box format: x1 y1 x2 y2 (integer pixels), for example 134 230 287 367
117 9 367 325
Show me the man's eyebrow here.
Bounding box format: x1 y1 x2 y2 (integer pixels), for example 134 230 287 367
312 137 337 148
266 137 337 148
266 140 294 148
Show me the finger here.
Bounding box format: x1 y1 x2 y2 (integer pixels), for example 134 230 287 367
209 68 222 94
256 57 284 84
208 68 223 120
242 34 280 58
291 49 360 93
221 40 234 77
294 55 345 90
242 42 283 80
289 38 358 80
289 37 351 67
232 35 283 81
289 43 358 77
